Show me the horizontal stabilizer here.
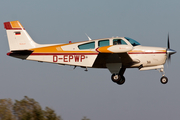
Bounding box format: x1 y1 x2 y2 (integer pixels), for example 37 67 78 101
7 50 33 59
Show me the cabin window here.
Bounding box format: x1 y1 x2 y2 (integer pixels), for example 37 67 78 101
113 39 127 45
78 42 95 50
125 37 140 46
98 40 109 47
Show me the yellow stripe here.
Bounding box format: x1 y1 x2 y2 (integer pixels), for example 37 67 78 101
31 44 97 53
98 46 113 53
10 21 23 28
128 50 166 53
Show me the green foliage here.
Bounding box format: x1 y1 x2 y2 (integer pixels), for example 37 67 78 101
82 116 90 120
0 96 62 120
0 96 89 120
13 96 43 120
0 99 15 120
44 107 62 120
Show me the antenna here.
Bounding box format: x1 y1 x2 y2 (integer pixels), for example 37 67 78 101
85 33 92 40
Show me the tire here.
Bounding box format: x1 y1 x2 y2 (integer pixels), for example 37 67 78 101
160 76 168 84
117 76 125 85
111 74 121 83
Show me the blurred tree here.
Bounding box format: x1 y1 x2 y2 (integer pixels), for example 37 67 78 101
44 107 62 120
0 98 15 120
82 116 90 120
13 96 44 120
0 96 62 120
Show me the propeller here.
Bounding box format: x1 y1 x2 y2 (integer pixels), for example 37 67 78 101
166 34 176 64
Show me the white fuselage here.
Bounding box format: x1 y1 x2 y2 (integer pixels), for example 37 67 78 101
23 37 167 69
128 46 167 68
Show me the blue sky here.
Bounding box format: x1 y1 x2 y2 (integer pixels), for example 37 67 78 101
0 0 180 120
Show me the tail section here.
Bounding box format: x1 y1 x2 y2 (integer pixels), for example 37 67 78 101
4 21 39 51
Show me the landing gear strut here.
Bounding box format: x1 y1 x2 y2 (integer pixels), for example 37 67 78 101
111 68 126 85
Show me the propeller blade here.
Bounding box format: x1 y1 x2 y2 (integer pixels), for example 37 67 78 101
166 34 176 65
167 53 171 64
167 34 170 49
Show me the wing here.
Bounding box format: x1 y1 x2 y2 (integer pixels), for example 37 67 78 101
92 52 136 68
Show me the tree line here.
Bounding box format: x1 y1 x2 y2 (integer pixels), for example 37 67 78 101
0 96 90 120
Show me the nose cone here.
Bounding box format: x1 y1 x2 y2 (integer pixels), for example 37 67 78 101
167 49 176 55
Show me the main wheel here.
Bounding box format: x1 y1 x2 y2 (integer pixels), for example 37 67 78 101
111 74 121 83
117 76 125 85
160 76 168 84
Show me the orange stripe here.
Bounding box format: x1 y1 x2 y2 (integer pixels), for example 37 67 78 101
10 21 23 29
97 46 113 53
128 50 166 53
31 42 99 53
128 50 166 54
31 45 97 53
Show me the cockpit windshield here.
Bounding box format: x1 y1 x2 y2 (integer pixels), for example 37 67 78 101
125 37 141 46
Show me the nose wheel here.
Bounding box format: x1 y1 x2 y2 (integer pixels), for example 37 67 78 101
160 76 168 84
158 68 168 84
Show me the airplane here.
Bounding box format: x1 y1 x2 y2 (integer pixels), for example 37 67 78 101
4 21 176 85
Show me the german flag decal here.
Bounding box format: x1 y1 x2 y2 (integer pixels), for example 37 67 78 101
15 32 21 35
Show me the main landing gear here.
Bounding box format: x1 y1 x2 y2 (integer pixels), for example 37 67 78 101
111 68 126 85
111 74 125 85
159 68 168 84
110 67 169 85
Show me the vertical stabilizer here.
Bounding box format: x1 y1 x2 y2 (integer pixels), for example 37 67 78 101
4 21 39 51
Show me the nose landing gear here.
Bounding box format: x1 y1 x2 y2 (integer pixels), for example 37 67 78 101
158 68 168 84
160 76 168 84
